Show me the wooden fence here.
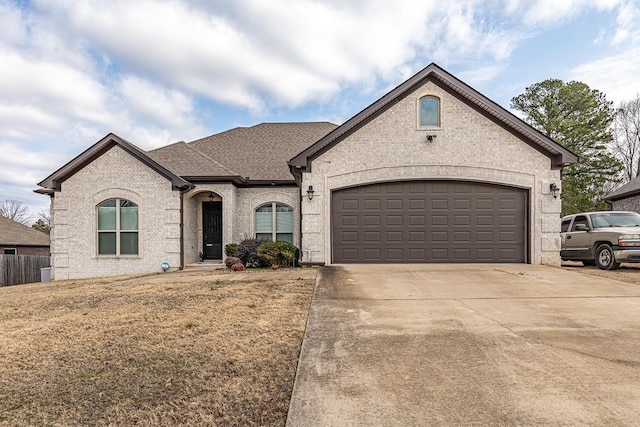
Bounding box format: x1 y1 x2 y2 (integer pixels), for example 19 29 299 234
0 255 51 287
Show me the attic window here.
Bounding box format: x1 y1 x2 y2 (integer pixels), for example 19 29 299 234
419 96 440 127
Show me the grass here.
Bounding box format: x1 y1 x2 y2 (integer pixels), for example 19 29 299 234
0 269 316 426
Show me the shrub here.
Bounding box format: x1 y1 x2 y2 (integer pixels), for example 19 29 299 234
224 243 238 257
224 257 241 269
236 238 271 268
230 263 245 271
257 241 298 267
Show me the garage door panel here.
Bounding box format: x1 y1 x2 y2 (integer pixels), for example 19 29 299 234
364 215 380 226
342 199 358 210
332 181 526 263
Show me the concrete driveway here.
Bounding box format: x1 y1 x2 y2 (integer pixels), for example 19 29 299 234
287 264 640 426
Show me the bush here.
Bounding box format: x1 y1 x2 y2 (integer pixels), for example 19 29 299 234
224 243 238 257
224 257 241 269
236 238 271 268
230 263 245 271
257 241 298 267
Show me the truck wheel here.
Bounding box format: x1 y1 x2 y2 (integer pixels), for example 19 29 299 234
595 244 620 270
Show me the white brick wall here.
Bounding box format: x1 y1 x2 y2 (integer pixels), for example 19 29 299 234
52 145 182 280
301 80 562 266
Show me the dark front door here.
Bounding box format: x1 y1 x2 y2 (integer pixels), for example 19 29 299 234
203 201 222 259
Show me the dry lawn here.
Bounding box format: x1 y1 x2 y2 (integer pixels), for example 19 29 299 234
0 269 317 426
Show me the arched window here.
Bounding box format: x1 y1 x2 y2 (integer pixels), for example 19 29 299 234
98 199 139 255
255 202 293 243
419 96 440 127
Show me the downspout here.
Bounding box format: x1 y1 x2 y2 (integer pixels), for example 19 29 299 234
290 164 304 266
298 181 303 267
179 189 185 270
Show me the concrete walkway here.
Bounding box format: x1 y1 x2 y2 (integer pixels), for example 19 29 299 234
287 264 640 426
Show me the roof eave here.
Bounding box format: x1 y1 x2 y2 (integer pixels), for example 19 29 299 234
37 133 191 191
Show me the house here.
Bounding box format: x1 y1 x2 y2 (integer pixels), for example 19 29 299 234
0 215 50 256
605 177 640 211
36 63 577 280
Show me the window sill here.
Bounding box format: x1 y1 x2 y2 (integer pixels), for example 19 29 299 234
417 126 443 131
96 255 142 259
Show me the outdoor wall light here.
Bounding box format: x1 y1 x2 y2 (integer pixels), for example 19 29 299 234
550 183 560 199
307 185 315 201
208 192 216 202
426 134 437 142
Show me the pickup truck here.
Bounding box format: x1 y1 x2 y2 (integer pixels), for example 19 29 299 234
560 211 640 270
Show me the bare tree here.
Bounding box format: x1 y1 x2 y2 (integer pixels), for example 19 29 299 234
0 200 32 225
611 95 640 182
32 208 51 234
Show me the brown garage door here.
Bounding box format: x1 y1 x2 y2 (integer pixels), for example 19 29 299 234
332 181 527 263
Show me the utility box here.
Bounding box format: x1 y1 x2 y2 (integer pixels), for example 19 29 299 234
40 267 52 282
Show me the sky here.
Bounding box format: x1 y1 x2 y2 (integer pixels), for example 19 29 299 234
1 0 639 222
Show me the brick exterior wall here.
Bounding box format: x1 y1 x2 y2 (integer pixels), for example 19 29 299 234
300 80 562 266
611 196 640 213
51 145 182 280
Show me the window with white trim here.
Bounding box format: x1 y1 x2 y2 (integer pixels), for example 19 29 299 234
255 202 293 243
419 95 440 127
3 248 16 255
97 199 139 255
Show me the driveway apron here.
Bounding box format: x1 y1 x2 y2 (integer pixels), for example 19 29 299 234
286 264 640 426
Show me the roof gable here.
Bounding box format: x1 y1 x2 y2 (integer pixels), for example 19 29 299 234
605 177 640 201
0 215 50 247
289 63 578 172
37 133 192 192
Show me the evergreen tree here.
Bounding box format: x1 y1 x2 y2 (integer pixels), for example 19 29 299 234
511 79 622 215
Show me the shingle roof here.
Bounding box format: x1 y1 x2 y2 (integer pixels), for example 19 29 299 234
189 122 338 182
147 141 239 178
605 177 640 201
0 216 50 247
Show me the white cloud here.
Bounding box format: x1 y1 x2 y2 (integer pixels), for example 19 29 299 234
39 0 530 110
0 142 69 218
119 76 199 131
520 0 621 25
0 0 28 46
571 46 640 106
457 65 506 85
612 0 640 44
0 48 113 127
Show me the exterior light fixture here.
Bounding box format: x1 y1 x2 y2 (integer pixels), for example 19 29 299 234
426 134 437 142
307 185 315 201
208 192 215 202
550 183 559 199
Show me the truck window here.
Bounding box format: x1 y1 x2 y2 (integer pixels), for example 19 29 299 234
571 215 589 231
561 219 571 232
